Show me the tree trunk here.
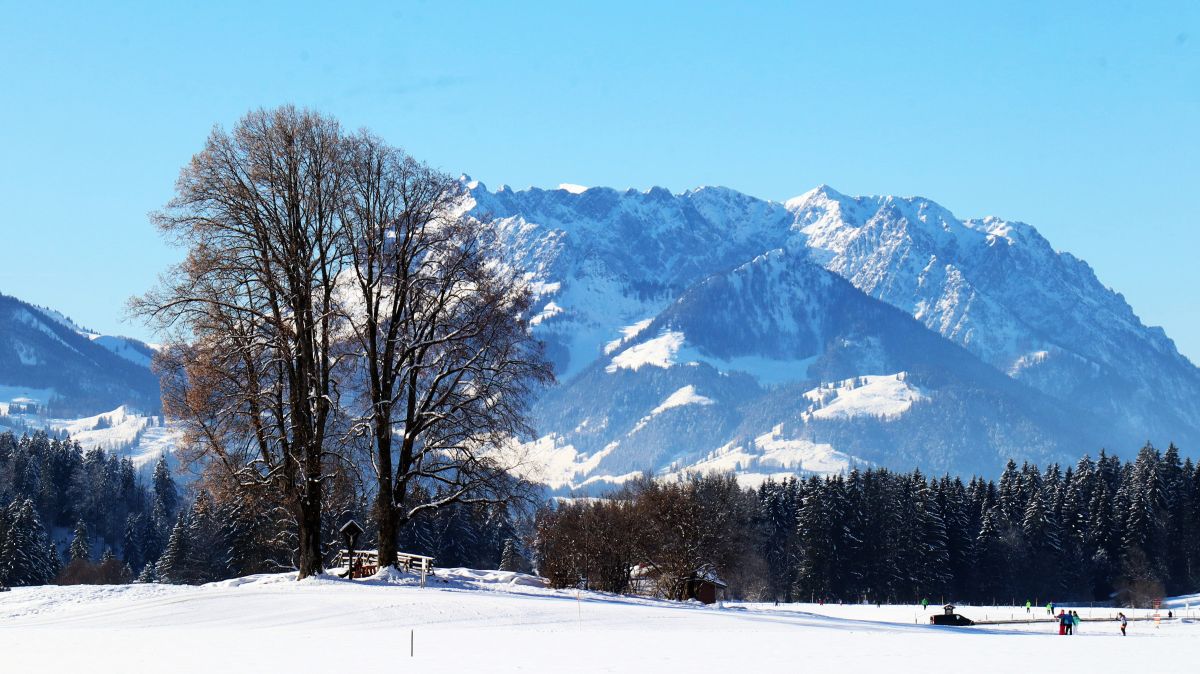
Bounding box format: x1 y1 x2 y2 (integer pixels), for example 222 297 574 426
296 468 324 579
375 420 397 567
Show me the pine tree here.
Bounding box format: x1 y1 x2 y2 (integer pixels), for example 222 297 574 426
915 473 950 601
758 478 800 601
1064 457 1095 547
186 492 227 583
0 500 58 586
499 538 527 572
973 505 1008 602
858 469 897 604
1021 486 1063 597
136 563 157 584
938 476 974 598
220 494 295 576
1186 460 1200 590
1161 444 1190 593
123 513 146 571
1121 445 1160 554
792 476 827 600
69 520 90 563
839 470 867 600
152 455 178 520
156 511 192 584
998 459 1022 525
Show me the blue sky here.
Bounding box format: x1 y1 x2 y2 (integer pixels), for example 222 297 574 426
1 1 1197 359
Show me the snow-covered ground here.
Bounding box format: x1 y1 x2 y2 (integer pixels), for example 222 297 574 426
0 403 180 470
2 569 1196 673
802 372 925 420
674 426 863 487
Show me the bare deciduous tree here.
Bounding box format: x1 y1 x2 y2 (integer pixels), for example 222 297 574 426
137 106 551 578
135 106 347 579
535 474 752 600
337 132 553 568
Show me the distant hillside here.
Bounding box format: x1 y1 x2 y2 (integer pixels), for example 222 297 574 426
0 293 160 417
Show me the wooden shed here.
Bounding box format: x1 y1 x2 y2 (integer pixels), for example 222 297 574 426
685 569 728 605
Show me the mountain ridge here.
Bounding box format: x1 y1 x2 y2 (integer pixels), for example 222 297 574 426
0 292 160 417
463 179 1200 486
3 178 1194 486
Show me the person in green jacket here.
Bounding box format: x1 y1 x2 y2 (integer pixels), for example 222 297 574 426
922 598 929 610
1047 602 1054 615
1025 600 1032 613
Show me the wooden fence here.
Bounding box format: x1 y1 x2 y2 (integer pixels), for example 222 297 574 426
333 549 435 584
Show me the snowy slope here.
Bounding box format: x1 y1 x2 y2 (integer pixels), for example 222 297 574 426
1 571 1195 674
0 294 175 466
0 294 160 416
44 405 179 468
517 248 1094 488
802 373 925 421
33 304 157 368
464 179 795 379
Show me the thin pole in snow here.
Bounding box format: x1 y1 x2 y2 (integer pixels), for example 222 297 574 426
410 629 414 657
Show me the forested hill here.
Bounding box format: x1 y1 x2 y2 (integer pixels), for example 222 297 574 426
0 293 160 417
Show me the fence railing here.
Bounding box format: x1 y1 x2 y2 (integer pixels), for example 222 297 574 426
333 549 436 584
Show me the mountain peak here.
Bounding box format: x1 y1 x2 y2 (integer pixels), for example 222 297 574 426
459 174 483 191
785 184 848 210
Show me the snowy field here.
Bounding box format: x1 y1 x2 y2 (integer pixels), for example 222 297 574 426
2 569 1198 673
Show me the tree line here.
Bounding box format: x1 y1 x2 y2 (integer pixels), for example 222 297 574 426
535 444 1200 606
0 432 177 586
0 430 529 586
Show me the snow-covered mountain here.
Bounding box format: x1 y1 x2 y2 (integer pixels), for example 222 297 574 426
464 181 1200 488
5 179 1194 486
33 303 158 368
468 181 795 379
790 186 1200 451
0 293 174 467
0 293 160 417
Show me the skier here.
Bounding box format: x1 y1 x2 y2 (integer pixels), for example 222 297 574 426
1025 600 1032 614
1071 610 1081 634
1058 609 1069 635
1119 612 1128 636
922 598 929 611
